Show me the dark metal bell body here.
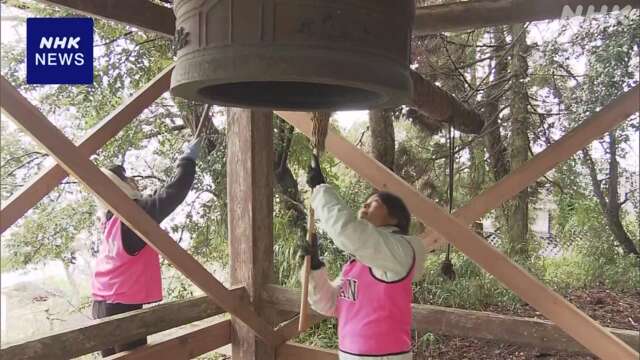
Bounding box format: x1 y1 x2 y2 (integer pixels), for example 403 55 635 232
171 0 415 111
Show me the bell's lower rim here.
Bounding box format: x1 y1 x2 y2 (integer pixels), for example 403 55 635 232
170 46 410 110
195 80 383 111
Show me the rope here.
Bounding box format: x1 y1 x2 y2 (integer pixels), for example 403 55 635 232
194 104 212 139
447 122 454 255
299 111 331 332
441 122 456 281
311 112 330 154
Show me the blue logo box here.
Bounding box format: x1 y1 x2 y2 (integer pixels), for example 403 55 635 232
26 17 93 85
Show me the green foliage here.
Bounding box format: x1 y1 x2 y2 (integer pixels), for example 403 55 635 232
274 213 305 287
4 194 96 268
0 121 50 200
0 2 183 277
541 253 640 292
0 255 19 272
294 319 339 350
414 253 522 311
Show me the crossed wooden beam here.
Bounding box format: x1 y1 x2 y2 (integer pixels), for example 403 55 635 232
1 0 639 354
2 66 639 358
0 74 275 346
275 87 639 360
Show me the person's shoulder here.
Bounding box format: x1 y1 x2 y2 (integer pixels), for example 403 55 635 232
400 234 425 255
177 157 197 167
311 184 338 201
404 235 426 281
408 234 425 248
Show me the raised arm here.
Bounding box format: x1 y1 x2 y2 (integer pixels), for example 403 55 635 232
311 185 416 279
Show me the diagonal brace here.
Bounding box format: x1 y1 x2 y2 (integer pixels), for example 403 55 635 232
0 76 277 345
275 110 638 359
1 64 175 235
420 85 640 251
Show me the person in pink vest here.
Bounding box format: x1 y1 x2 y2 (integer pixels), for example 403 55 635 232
301 155 426 360
91 139 202 357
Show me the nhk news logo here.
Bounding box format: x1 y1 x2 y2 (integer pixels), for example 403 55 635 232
26 17 93 85
560 4 636 20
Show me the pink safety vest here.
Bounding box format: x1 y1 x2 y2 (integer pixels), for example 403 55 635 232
92 216 162 304
336 251 415 357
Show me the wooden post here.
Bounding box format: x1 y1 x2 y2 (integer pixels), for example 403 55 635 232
227 109 276 360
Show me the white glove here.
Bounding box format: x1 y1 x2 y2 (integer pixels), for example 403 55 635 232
182 138 203 160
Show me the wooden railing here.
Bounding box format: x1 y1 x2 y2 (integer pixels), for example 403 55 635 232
2 285 637 359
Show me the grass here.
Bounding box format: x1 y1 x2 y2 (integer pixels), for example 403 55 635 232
1 255 18 273
540 253 640 293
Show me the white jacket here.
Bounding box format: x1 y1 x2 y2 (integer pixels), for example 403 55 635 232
304 184 426 360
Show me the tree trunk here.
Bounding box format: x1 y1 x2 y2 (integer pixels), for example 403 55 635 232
369 109 396 171
482 27 512 248
582 135 639 256
467 33 487 224
273 117 307 233
505 23 531 258
483 27 510 182
469 139 486 198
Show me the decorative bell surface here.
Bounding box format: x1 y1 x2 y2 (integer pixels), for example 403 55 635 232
171 0 415 111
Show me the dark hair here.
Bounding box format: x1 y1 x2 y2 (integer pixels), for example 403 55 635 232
372 191 411 235
103 165 128 222
107 165 127 182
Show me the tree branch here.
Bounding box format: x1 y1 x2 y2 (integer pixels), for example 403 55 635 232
581 148 609 212
95 31 134 47
1 151 47 168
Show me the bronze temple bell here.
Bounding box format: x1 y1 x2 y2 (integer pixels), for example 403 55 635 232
170 0 415 111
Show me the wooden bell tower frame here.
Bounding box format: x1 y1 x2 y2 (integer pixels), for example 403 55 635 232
1 1 639 359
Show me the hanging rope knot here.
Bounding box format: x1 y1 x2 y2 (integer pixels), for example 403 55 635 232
440 257 456 281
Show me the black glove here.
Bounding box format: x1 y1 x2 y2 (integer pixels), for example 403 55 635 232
298 232 325 270
306 154 326 189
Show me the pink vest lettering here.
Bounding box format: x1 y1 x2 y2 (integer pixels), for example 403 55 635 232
336 253 415 356
92 217 162 304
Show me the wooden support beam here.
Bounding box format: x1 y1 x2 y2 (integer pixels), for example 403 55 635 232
414 0 640 35
411 303 640 355
0 76 276 345
227 109 277 359
420 85 640 251
0 287 246 360
105 318 231 360
0 64 174 235
409 70 484 134
264 285 640 355
0 289 239 360
274 111 638 359
274 313 324 344
277 343 338 360
36 0 640 40
37 0 174 38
